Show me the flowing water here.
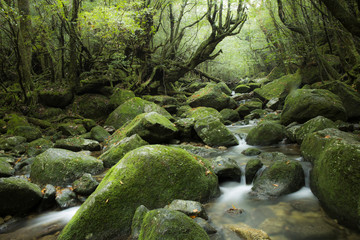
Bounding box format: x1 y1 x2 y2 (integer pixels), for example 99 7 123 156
1 122 360 239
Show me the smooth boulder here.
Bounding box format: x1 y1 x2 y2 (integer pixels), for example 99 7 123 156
301 128 360 229
295 116 336 144
246 121 286 146
58 145 219 240
30 148 104 186
280 89 347 125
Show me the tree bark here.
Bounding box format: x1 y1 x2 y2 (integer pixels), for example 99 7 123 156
69 0 80 88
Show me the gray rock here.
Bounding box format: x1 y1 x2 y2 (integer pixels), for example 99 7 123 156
55 188 79 209
72 173 99 196
245 159 263 184
165 199 208 220
90 125 110 142
55 137 101 151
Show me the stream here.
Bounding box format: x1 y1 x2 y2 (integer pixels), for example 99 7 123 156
1 122 359 240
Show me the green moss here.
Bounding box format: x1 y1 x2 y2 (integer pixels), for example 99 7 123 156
246 121 286 146
105 97 173 129
235 84 251 93
138 209 209 240
27 138 54 157
109 88 135 108
280 89 347 125
74 94 112 120
58 145 219 240
0 158 14 177
183 107 223 122
6 113 29 135
30 148 104 186
254 72 301 101
295 116 336 144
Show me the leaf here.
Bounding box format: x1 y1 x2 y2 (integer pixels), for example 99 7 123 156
105 199 109 203
120 180 124 184
232 204 237 209
273 184 278 187
324 135 331 139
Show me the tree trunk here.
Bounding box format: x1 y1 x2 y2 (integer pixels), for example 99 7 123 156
69 0 80 88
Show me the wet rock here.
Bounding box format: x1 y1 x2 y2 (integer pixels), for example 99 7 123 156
30 148 103 186
280 89 347 125
26 138 54 157
295 116 336 144
54 137 101 152
266 98 281 110
285 123 302 143
211 156 241 182
245 159 263 184
101 134 148 168
242 147 262 156
137 209 209 240
165 199 208 220
90 125 110 142
256 152 289 165
236 105 251 118
58 145 219 240
57 123 87 136
182 107 223 122
72 173 99 196
301 128 360 229
0 158 15 177
193 217 217 234
172 144 222 159
228 223 271 240
0 177 42 216
251 160 305 199
194 117 238 147
235 84 251 93
55 188 79 209
220 109 240 123
240 99 263 112
131 205 149 240
38 184 56 211
175 118 197 140
246 121 286 146
105 97 172 129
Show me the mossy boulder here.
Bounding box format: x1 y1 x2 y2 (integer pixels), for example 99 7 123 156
187 84 238 111
317 80 360 120
245 159 263 184
251 160 305 199
165 199 208 220
220 109 240 123
108 112 177 145
142 95 178 106
236 105 251 118
256 152 290 166
0 136 27 151
5 113 29 134
90 125 110 142
246 121 286 146
101 134 148 168
72 173 99 196
242 147 262 156
300 128 360 229
183 107 223 122
30 148 104 186
295 116 336 144
280 89 347 125
239 99 263 112
38 88 73 108
175 118 197 140
235 84 251 93
105 97 172 129
73 94 112 120
58 145 219 240
27 138 54 157
194 117 238 147
136 208 210 240
0 158 14 177
0 177 42 216
57 123 87 136
216 82 232 95
211 156 241 182
13 125 42 142
55 137 101 151
109 88 135 108
253 73 301 102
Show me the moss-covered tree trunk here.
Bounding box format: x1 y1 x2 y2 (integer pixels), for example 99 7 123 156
17 0 33 103
69 0 80 88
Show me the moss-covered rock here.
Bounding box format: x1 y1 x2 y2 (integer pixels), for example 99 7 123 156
194 117 238 147
13 125 42 142
187 84 238 111
242 147 262 156
216 82 232 95
236 105 251 118
300 128 360 229
0 136 27 151
280 89 347 125
105 97 172 129
101 134 148 168
5 113 29 135
316 80 360 120
251 160 304 199
30 148 104 186
27 138 54 157
220 109 240 123
245 159 263 184
58 145 219 240
165 199 208 220
137 209 210 240
142 95 178 106
0 158 14 177
90 125 110 142
256 152 290 166
183 107 223 122
175 118 197 140
38 88 73 108
73 94 112 120
246 121 286 146
254 73 301 102
57 123 87 136
0 177 42 216
285 123 302 143
0 119 6 134
211 156 241 182
55 137 101 151
109 88 135 108
239 99 263 112
72 173 99 196
295 116 336 144
235 84 251 93
108 112 177 145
